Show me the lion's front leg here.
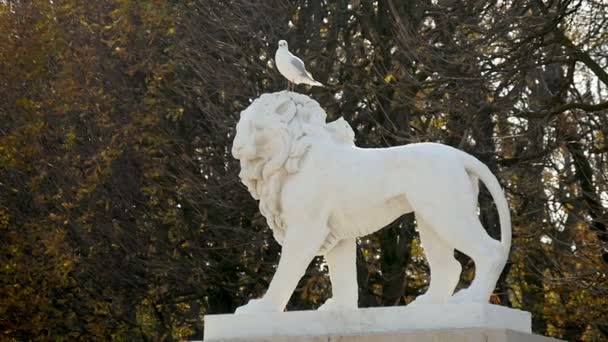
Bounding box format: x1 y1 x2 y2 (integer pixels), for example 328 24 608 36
235 220 328 314
319 238 358 311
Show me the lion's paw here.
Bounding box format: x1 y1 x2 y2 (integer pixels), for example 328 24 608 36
408 293 448 306
318 298 357 312
408 293 433 306
235 298 280 314
448 289 486 304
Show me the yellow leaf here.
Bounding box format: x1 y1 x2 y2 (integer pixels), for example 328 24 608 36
384 73 394 83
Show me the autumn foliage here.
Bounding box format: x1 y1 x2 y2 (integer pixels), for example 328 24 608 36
1 0 607 340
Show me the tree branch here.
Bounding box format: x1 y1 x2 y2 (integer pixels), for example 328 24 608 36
533 0 608 86
516 100 608 119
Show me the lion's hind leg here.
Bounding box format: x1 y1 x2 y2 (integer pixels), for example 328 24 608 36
419 211 505 304
446 224 505 304
319 238 358 311
409 214 461 305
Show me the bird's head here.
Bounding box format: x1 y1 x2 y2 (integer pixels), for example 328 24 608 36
278 40 288 49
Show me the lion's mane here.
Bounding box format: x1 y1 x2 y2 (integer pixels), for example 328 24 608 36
237 92 354 244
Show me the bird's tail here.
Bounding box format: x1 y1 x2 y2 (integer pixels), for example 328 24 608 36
310 80 325 87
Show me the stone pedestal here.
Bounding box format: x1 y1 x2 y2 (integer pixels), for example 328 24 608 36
202 328 560 341
203 304 560 341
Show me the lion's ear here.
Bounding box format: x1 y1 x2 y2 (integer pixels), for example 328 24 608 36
273 99 296 123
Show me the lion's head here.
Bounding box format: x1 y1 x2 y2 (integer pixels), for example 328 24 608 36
231 91 354 243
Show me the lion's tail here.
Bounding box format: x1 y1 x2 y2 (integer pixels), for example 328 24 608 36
462 153 512 256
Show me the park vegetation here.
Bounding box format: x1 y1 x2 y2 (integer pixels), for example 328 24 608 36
1 0 607 340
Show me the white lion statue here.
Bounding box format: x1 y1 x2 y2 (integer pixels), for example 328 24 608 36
231 91 511 314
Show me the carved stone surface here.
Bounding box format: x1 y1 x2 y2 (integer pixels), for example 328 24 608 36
203 329 563 342
204 330 562 342
230 91 513 314
202 330 563 342
203 304 534 341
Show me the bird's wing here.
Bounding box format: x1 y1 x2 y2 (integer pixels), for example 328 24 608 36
289 54 313 78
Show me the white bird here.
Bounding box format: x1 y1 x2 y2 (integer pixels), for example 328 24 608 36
275 40 324 90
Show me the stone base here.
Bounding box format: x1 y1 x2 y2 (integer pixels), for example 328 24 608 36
202 328 561 342
203 304 539 341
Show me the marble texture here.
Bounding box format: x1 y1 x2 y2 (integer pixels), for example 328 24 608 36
231 91 512 314
202 329 562 342
203 304 532 341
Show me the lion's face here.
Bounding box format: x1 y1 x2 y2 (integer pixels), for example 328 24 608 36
231 98 296 162
230 92 336 243
232 110 281 162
